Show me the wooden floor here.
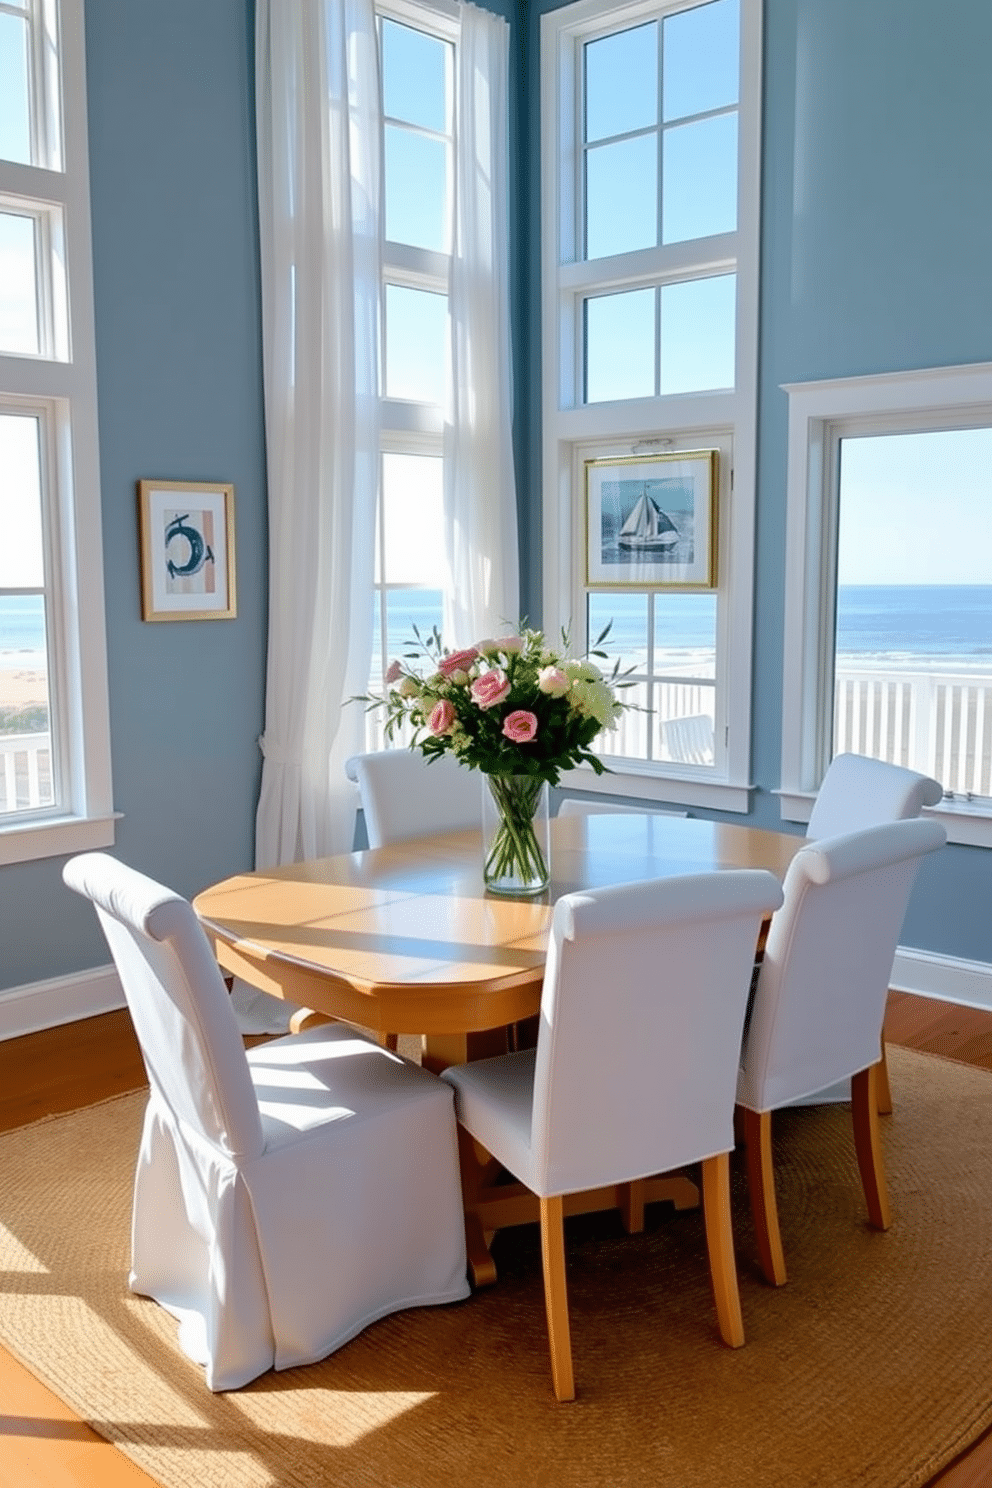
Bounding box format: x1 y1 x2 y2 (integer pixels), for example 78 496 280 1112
1 993 991 1486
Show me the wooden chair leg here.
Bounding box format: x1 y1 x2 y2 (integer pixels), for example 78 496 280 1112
851 1064 892 1230
875 1044 893 1115
739 1106 787 1287
539 1195 575 1402
619 1179 646 1234
454 1124 497 1288
701 1152 745 1348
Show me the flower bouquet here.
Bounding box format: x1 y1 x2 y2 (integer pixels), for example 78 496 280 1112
362 626 629 895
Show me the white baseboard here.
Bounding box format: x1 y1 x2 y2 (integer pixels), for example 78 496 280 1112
891 947 992 1012
0 964 124 1042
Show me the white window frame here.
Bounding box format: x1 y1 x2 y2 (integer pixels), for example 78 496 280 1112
540 0 762 814
778 361 992 848
0 0 114 865
365 0 457 750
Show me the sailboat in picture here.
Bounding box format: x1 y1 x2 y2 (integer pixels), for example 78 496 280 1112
617 488 680 551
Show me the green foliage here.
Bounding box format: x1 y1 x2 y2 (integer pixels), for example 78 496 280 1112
0 704 49 735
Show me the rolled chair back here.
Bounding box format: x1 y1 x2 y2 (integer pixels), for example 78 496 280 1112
63 853 264 1159
806 753 943 839
346 749 479 847
530 869 784 1195
739 818 946 1111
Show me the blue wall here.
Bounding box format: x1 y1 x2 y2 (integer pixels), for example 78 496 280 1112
1 0 268 988
2 0 989 995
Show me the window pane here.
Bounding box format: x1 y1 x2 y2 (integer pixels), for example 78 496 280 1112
596 678 651 761
386 586 443 659
659 274 735 394
0 412 53 815
0 414 44 586
0 594 53 814
655 687 716 763
654 593 717 679
663 0 739 122
662 113 738 243
384 125 449 252
584 23 658 144
0 212 39 355
585 288 655 403
381 19 448 134
385 285 447 404
381 453 445 586
833 428 992 796
585 134 657 260
588 591 648 672
0 11 31 165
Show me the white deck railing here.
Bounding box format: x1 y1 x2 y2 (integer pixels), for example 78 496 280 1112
833 668 991 799
5 669 989 818
0 733 53 814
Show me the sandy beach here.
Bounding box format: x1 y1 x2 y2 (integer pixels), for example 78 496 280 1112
0 668 48 707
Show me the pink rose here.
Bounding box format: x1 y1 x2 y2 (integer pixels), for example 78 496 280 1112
429 699 456 736
502 710 538 743
437 647 479 678
471 669 511 710
385 659 402 685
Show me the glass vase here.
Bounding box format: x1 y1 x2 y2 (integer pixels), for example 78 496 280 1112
481 774 551 896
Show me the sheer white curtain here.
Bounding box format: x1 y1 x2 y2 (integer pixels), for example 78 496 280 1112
254 0 381 869
443 3 519 649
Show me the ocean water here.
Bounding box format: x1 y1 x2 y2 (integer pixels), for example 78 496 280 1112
0 594 46 670
5 586 992 674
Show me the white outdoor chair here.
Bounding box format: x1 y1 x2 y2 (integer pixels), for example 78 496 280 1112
662 713 715 765
63 852 469 1392
804 752 944 1111
806 753 943 840
442 868 784 1401
735 817 946 1288
557 798 688 818
346 748 479 848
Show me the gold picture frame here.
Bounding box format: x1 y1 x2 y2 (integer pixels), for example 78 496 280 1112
138 480 237 622
585 450 718 590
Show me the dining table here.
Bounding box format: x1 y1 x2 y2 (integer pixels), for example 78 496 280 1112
194 810 804 1284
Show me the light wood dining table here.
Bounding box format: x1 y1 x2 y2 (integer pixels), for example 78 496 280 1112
194 811 804 1284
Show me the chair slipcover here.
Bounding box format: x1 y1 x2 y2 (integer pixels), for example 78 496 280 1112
346 749 479 847
739 818 946 1111
443 869 784 1397
736 818 946 1285
63 853 469 1391
806 753 943 840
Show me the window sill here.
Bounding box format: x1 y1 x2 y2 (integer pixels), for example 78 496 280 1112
0 811 118 866
774 789 991 848
563 762 753 815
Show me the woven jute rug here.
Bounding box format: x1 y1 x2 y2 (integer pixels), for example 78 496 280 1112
1 1044 991 1488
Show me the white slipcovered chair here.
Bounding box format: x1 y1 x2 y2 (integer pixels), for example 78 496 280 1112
442 868 784 1401
736 817 946 1287
806 753 943 840
346 748 479 848
63 852 469 1391
804 753 944 1112
557 798 687 818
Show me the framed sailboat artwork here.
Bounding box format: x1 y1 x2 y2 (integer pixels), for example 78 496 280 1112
584 450 718 589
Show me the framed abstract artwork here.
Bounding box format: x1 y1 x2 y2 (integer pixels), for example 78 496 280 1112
138 480 237 621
